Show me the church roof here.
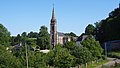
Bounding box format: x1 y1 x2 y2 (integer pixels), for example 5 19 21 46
57 32 64 36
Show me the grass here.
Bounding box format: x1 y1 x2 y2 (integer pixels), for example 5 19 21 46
81 60 109 68
108 51 120 59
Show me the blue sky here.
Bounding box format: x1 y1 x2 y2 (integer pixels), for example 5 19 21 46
0 0 119 36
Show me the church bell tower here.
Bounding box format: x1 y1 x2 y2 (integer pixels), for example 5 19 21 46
50 6 57 48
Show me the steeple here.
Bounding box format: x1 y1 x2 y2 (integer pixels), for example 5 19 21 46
50 4 57 48
51 4 56 23
52 5 55 19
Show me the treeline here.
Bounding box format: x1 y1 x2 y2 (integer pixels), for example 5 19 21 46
0 23 104 67
0 36 104 68
10 25 51 50
1 4 120 68
85 5 120 44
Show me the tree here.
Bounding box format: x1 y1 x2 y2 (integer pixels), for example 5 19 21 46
47 44 75 68
0 45 21 68
10 36 16 46
28 31 38 38
94 6 120 44
72 46 92 65
37 26 50 50
33 52 47 68
64 32 77 37
85 24 95 35
64 42 92 65
0 24 10 46
81 35 103 60
21 32 27 46
12 34 21 45
69 32 77 37
12 46 27 67
64 41 77 52
21 32 27 37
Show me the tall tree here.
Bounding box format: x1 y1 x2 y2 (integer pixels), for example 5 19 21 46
64 32 77 37
21 32 27 46
64 41 92 65
0 24 10 46
37 26 50 50
28 31 38 38
47 44 75 68
0 45 21 68
72 46 92 65
81 35 103 60
85 24 95 35
94 6 120 44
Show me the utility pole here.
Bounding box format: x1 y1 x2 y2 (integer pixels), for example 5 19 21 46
105 42 107 58
25 42 28 68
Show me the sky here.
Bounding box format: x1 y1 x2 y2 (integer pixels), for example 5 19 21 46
0 0 119 36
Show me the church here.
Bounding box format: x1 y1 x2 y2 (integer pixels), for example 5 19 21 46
50 7 72 48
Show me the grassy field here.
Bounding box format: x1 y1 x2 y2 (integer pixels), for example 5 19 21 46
80 60 109 68
88 60 109 68
108 51 120 59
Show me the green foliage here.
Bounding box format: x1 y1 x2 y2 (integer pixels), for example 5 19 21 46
26 38 37 48
64 41 77 51
73 46 92 65
64 41 92 65
12 46 27 66
12 45 47 67
28 31 38 38
37 25 50 50
81 35 103 60
108 51 120 59
0 24 10 46
94 7 120 44
85 24 95 35
21 32 27 46
64 32 77 37
29 52 47 68
47 44 75 68
0 45 21 68
10 34 21 46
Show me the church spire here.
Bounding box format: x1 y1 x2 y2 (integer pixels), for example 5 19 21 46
52 4 56 20
50 4 57 48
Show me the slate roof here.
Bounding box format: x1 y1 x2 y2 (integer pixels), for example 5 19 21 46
57 32 64 36
76 33 88 41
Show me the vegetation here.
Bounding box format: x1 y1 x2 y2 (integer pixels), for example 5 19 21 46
81 35 103 60
1 3 120 68
64 32 77 37
37 25 51 50
85 24 95 35
108 51 120 59
93 6 120 44
0 24 10 46
47 45 75 68
0 45 21 68
27 31 38 38
0 23 104 68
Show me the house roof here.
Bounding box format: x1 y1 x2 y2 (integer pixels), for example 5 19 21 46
76 33 88 41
